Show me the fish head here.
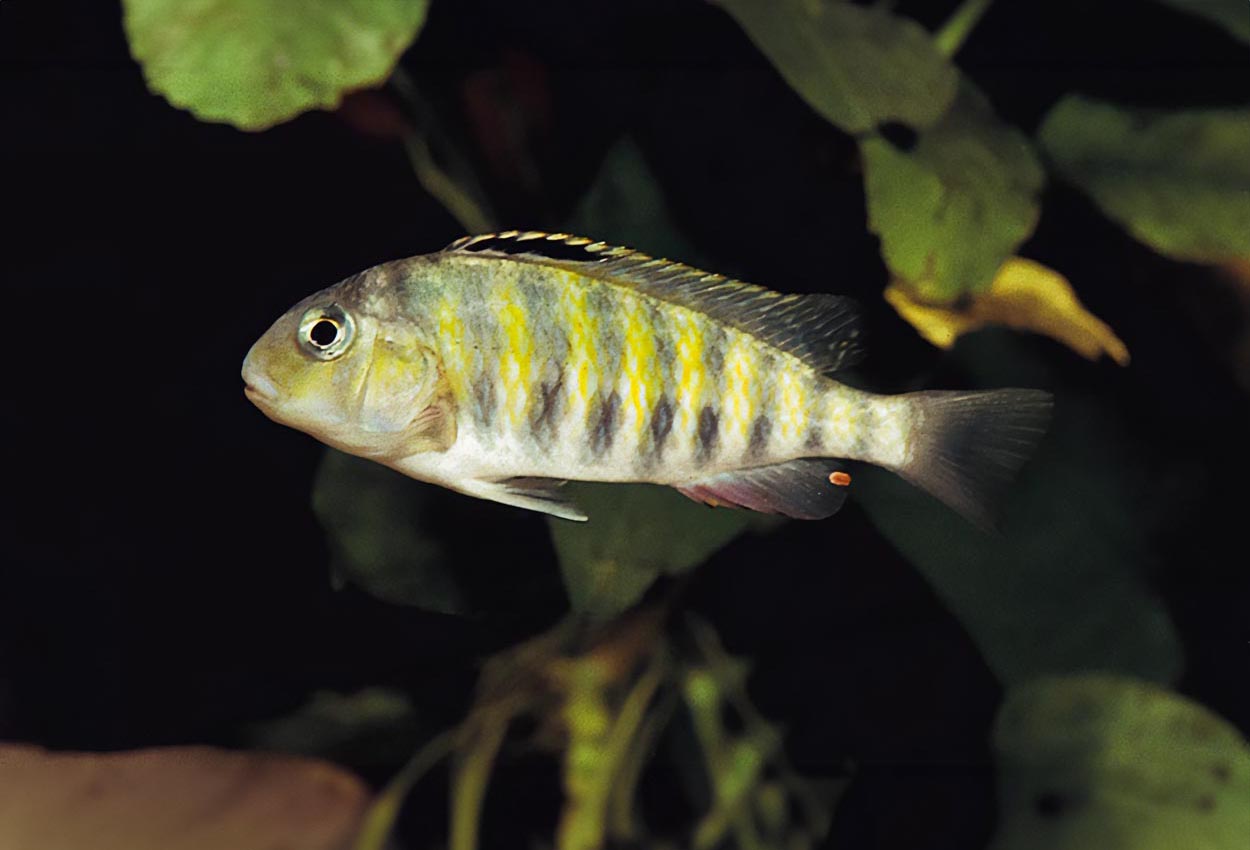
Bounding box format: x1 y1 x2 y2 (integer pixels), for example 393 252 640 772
242 271 447 459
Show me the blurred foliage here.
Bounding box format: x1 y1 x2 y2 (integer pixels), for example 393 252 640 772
390 68 499 234
565 138 713 267
717 0 958 133
122 0 430 130
854 331 1180 685
992 675 1250 850
884 257 1130 365
353 608 844 850
550 482 780 620
862 84 1043 301
99 0 1250 848
0 744 369 850
726 0 1127 364
311 444 567 619
313 448 465 613
247 688 423 771
1039 96 1250 264
1154 0 1250 45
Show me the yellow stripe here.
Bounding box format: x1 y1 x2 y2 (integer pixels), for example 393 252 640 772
558 271 600 430
722 333 757 443
437 291 468 403
622 298 659 443
492 279 534 429
778 368 808 443
673 310 705 447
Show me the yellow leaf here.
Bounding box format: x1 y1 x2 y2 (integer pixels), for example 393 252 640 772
885 257 1130 365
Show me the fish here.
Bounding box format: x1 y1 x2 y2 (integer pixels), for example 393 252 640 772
242 231 1052 525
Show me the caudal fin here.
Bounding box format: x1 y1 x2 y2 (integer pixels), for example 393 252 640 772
895 389 1053 529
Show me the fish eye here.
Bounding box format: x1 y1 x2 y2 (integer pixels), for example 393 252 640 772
298 304 355 361
309 319 340 346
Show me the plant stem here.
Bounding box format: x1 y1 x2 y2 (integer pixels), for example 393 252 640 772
351 731 456 850
934 0 994 57
402 134 496 234
390 67 497 233
450 711 510 850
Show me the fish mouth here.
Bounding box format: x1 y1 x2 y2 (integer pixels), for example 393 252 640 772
241 365 279 405
243 382 274 404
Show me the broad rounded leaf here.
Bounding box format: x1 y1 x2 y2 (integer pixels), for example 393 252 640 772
0 744 369 850
1153 0 1250 45
549 483 780 620
885 257 1130 365
312 448 464 613
719 0 959 133
863 85 1044 301
1039 96 1250 263
123 0 430 130
854 333 1181 685
312 449 568 615
993 675 1250 850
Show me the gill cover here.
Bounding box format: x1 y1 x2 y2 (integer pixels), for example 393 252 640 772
244 291 456 459
356 325 457 454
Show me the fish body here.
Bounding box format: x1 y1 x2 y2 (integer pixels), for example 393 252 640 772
243 232 1051 524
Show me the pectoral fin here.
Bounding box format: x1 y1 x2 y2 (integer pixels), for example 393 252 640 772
676 459 850 520
408 399 457 452
461 476 588 522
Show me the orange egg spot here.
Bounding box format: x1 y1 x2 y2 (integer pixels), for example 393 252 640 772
829 471 852 487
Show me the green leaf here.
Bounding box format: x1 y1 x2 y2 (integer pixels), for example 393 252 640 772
549 483 780 620
1039 95 1250 263
853 332 1181 685
718 0 959 134
567 138 713 264
312 449 465 614
122 0 430 130
862 84 1045 301
993 675 1250 850
1153 0 1250 45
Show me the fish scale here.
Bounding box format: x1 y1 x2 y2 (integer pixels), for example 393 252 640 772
442 263 844 480
243 231 1053 525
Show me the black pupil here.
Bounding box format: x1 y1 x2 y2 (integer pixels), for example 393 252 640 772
310 319 340 347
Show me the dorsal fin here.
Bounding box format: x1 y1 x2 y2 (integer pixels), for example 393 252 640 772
443 231 863 374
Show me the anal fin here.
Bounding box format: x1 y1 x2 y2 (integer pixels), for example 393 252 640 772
676 458 850 520
462 476 588 522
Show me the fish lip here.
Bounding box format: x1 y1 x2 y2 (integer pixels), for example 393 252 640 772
241 366 279 404
243 382 275 404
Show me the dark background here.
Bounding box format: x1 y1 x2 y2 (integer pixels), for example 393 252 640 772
3 1 1249 847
